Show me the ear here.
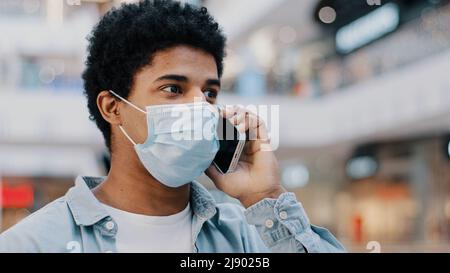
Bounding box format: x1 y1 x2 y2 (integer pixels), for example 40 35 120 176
97 90 122 126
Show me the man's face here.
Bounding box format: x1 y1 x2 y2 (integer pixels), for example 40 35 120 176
117 45 221 146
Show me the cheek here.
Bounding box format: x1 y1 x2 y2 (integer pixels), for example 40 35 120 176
123 109 148 144
134 113 149 144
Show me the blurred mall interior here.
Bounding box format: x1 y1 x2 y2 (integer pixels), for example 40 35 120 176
0 0 450 252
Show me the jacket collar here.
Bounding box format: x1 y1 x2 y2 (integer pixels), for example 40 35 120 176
65 176 217 226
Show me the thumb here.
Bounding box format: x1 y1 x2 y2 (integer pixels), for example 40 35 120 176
205 164 224 184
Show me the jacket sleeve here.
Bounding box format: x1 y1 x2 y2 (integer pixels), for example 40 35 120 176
243 192 346 253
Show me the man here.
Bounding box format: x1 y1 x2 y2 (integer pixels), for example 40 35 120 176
0 0 344 253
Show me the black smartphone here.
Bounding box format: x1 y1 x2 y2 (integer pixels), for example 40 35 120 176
212 117 246 174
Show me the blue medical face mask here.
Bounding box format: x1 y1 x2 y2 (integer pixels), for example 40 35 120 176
109 90 220 188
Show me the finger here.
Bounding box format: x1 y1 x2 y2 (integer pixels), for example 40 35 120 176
223 107 269 142
246 113 261 140
255 119 269 141
243 139 262 155
246 112 269 141
234 109 254 132
244 124 271 155
244 113 269 141
246 137 272 154
238 151 253 163
221 105 240 119
229 111 246 126
228 109 250 135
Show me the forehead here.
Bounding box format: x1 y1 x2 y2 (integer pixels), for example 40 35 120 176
142 45 219 80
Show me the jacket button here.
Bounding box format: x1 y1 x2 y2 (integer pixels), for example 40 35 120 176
279 211 288 220
265 219 274 228
105 221 115 230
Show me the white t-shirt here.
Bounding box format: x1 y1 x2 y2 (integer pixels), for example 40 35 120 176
102 203 193 253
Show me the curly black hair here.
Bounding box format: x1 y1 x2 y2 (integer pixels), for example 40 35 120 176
82 0 226 151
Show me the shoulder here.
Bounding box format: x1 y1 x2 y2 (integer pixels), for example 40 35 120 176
0 196 77 252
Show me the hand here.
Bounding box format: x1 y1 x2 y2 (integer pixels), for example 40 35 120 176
205 105 285 208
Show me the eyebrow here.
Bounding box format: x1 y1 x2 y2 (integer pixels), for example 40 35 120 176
155 74 221 87
206 79 221 88
155 74 188 82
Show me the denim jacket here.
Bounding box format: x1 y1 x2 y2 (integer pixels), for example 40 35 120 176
0 176 345 253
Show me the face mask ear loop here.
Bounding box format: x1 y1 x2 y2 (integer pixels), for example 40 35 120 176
118 125 137 146
109 90 147 114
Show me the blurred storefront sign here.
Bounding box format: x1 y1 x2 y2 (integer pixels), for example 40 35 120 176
335 3 400 54
0 181 34 208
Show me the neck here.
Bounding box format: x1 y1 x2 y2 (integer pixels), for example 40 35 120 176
93 151 190 216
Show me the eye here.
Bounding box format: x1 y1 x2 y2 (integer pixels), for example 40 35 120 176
203 89 218 99
161 85 182 94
